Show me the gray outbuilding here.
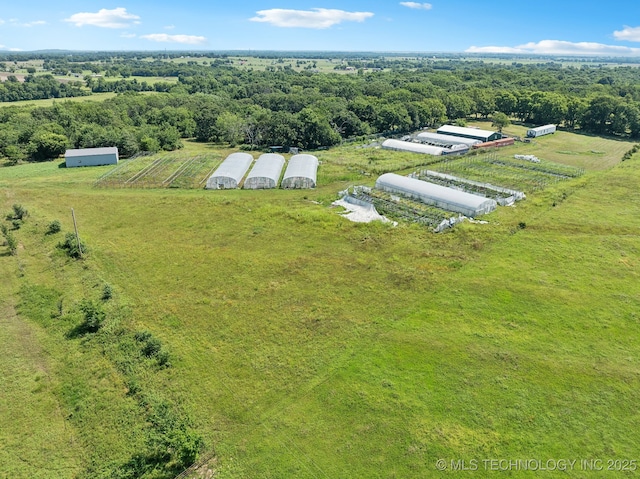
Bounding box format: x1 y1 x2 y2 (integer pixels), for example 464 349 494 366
526 124 556 138
375 173 497 217
437 125 502 142
243 153 285 189
206 152 253 189
281 154 318 189
65 147 119 168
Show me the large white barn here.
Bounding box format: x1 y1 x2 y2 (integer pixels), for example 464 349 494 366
281 154 318 189
375 173 497 217
243 153 285 189
65 147 119 168
205 152 253 189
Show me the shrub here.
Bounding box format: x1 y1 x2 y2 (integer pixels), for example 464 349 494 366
78 299 106 333
11 219 22 230
101 282 113 301
0 223 8 236
5 231 18 255
46 220 62 235
12 203 28 220
135 330 171 367
58 232 86 259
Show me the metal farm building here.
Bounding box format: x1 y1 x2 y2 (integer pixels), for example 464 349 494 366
416 131 481 148
382 139 468 156
437 125 502 142
205 152 253 189
527 124 557 138
65 147 119 168
243 153 285 189
281 154 318 189
375 173 497 217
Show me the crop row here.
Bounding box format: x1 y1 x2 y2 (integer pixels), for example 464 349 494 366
94 154 221 189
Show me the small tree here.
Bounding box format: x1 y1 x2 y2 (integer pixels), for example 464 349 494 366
492 112 511 133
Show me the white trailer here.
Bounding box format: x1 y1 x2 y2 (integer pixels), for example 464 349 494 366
526 124 556 138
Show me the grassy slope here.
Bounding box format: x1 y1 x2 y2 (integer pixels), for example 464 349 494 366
1 132 639 477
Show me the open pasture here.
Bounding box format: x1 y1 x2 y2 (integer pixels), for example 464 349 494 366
1 128 640 478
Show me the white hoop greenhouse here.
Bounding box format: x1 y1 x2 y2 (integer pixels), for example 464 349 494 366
281 154 318 189
206 152 253 189
243 153 285 189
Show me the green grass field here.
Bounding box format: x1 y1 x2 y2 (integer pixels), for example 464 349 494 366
1 129 640 478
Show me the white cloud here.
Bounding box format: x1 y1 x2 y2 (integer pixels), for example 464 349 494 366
250 8 374 29
141 33 207 45
1 18 46 27
466 45 525 54
64 8 140 29
466 40 640 56
20 20 46 27
614 26 640 42
164 25 175 30
400 2 433 10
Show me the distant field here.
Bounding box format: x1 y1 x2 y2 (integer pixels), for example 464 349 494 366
1 129 640 478
0 92 117 108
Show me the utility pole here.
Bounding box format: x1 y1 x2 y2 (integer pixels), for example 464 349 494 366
71 208 83 258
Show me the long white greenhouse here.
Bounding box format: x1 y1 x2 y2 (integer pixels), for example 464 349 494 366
281 154 318 189
375 173 497 217
416 132 481 147
243 153 285 189
381 139 468 155
382 139 447 156
205 152 253 189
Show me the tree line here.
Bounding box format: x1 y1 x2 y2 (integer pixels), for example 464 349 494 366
2 55 640 163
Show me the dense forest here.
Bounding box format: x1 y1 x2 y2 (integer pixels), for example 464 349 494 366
2 52 640 163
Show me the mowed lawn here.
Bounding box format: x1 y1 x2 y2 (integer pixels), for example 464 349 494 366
1 131 639 478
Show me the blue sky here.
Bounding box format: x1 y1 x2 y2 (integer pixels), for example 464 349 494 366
2 1 640 55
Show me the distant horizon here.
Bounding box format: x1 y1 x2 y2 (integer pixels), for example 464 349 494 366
3 49 640 61
2 2 640 55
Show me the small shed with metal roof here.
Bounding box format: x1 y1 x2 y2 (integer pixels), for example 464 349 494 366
65 147 119 168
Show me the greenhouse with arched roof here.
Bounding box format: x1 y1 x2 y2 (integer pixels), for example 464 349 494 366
281 154 318 189
416 132 481 147
375 173 497 217
244 153 285 189
382 139 468 155
205 152 253 189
